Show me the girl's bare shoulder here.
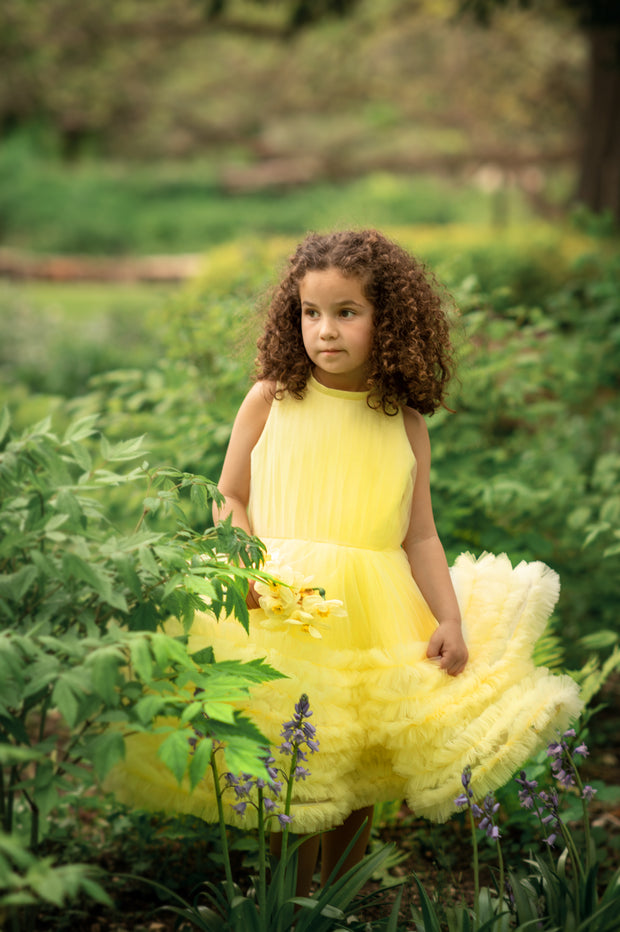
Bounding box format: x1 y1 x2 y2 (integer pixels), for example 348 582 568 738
402 405 431 458
235 380 276 433
247 379 277 405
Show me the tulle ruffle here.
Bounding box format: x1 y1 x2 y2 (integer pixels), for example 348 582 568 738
105 552 582 830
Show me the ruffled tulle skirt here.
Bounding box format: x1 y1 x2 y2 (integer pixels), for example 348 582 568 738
105 551 582 830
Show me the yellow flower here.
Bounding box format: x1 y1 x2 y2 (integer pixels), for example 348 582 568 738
284 617 325 639
301 593 346 620
252 556 344 638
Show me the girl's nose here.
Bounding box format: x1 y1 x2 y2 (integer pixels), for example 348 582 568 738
320 318 338 339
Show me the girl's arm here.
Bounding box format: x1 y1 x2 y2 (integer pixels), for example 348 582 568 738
214 381 274 608
402 408 468 676
214 379 273 531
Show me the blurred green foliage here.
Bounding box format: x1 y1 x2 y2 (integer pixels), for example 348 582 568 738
0 137 532 254
0 0 582 166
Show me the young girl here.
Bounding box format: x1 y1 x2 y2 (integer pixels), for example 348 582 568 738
111 229 581 893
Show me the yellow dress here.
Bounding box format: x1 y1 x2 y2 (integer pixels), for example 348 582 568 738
110 376 582 830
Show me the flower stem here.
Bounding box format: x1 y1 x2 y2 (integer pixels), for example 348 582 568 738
496 837 505 914
276 744 298 920
469 805 480 932
571 758 593 875
210 751 235 900
257 785 267 927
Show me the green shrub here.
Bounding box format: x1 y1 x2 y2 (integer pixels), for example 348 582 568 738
0 409 281 929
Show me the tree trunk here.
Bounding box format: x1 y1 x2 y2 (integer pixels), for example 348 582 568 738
577 26 620 221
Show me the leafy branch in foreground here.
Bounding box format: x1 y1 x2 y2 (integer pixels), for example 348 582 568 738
0 409 277 929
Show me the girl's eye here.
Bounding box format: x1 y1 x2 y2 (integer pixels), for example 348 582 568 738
340 309 355 318
303 308 319 318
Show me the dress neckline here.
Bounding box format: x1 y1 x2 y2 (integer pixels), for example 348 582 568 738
308 373 370 400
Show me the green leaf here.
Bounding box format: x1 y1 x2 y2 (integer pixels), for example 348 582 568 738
580 630 618 650
55 488 85 525
0 745 42 766
88 730 126 779
128 601 159 632
0 564 38 602
62 552 110 598
157 730 191 784
138 545 160 578
130 636 153 682
69 440 93 473
113 555 143 599
134 694 168 726
88 648 123 705
151 632 192 671
45 513 70 532
188 737 213 790
207 715 269 776
181 701 205 725
63 414 99 444
189 646 215 665
51 678 81 728
183 574 216 598
105 436 147 462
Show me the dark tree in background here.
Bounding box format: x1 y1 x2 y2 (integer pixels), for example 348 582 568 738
569 0 620 219
210 0 619 221
459 0 620 223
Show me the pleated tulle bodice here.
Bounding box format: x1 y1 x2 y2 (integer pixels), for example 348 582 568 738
248 376 415 552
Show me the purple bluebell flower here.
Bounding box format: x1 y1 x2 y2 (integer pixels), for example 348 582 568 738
546 729 591 794
263 797 278 812
277 813 293 827
516 771 539 810
477 794 501 840
295 765 311 781
232 801 248 816
265 756 279 781
295 694 312 718
582 784 597 801
269 779 284 796
454 771 501 841
280 693 319 757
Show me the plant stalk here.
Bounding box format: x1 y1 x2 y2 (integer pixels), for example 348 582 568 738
209 750 235 900
469 805 480 932
257 784 267 928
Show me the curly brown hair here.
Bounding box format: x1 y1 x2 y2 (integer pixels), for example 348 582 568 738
255 229 456 415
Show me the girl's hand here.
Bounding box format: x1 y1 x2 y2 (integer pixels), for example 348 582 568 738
246 580 261 610
426 621 468 676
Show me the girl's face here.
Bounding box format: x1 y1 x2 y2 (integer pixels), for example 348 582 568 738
299 267 374 392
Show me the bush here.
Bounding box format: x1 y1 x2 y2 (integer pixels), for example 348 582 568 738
0 409 280 929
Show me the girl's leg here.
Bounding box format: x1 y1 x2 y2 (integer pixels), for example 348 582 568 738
270 831 321 898
320 806 374 886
